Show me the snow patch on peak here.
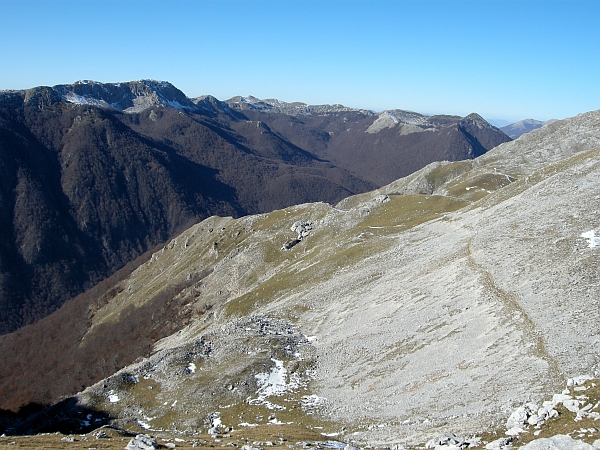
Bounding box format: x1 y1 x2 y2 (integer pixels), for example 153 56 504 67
150 80 173 88
240 95 262 104
62 91 115 109
74 80 96 86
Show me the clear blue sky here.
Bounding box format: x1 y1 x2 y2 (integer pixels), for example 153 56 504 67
1 0 598 122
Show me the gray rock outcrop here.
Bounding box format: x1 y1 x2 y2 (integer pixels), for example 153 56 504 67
485 437 514 450
426 432 469 449
291 221 314 240
125 434 158 450
282 220 314 250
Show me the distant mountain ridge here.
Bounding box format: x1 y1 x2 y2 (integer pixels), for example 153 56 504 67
4 79 508 135
501 118 558 139
0 80 510 334
4 79 510 185
225 94 375 115
220 94 511 186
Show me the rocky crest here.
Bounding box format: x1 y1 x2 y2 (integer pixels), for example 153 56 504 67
224 95 374 116
18 79 198 112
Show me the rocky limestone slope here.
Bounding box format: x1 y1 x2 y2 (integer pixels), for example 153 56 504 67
4 109 599 447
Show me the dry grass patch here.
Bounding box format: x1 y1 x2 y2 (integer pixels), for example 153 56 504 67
424 161 473 191
359 195 467 231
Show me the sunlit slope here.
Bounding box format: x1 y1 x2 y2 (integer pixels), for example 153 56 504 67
73 109 600 446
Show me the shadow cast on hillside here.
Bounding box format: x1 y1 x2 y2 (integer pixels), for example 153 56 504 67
0 397 111 436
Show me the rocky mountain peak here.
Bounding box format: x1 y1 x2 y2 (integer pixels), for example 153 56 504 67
460 112 493 129
13 79 197 113
366 110 500 138
22 85 64 108
365 109 433 134
226 95 276 112
192 94 234 116
53 79 197 113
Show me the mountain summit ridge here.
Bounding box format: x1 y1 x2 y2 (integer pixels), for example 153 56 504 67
3 80 505 131
500 118 558 139
225 94 376 116
21 79 197 113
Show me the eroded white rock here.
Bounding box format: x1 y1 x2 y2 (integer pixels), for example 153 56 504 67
519 434 593 450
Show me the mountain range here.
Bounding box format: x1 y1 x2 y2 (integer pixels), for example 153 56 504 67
0 80 510 334
0 105 599 449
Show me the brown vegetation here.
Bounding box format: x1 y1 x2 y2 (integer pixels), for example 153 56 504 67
0 246 211 414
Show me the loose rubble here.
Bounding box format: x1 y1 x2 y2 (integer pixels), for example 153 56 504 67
426 432 481 450
485 437 514 450
501 375 600 441
430 376 600 450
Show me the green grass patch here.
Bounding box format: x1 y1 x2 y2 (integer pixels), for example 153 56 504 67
252 210 288 232
126 377 162 409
